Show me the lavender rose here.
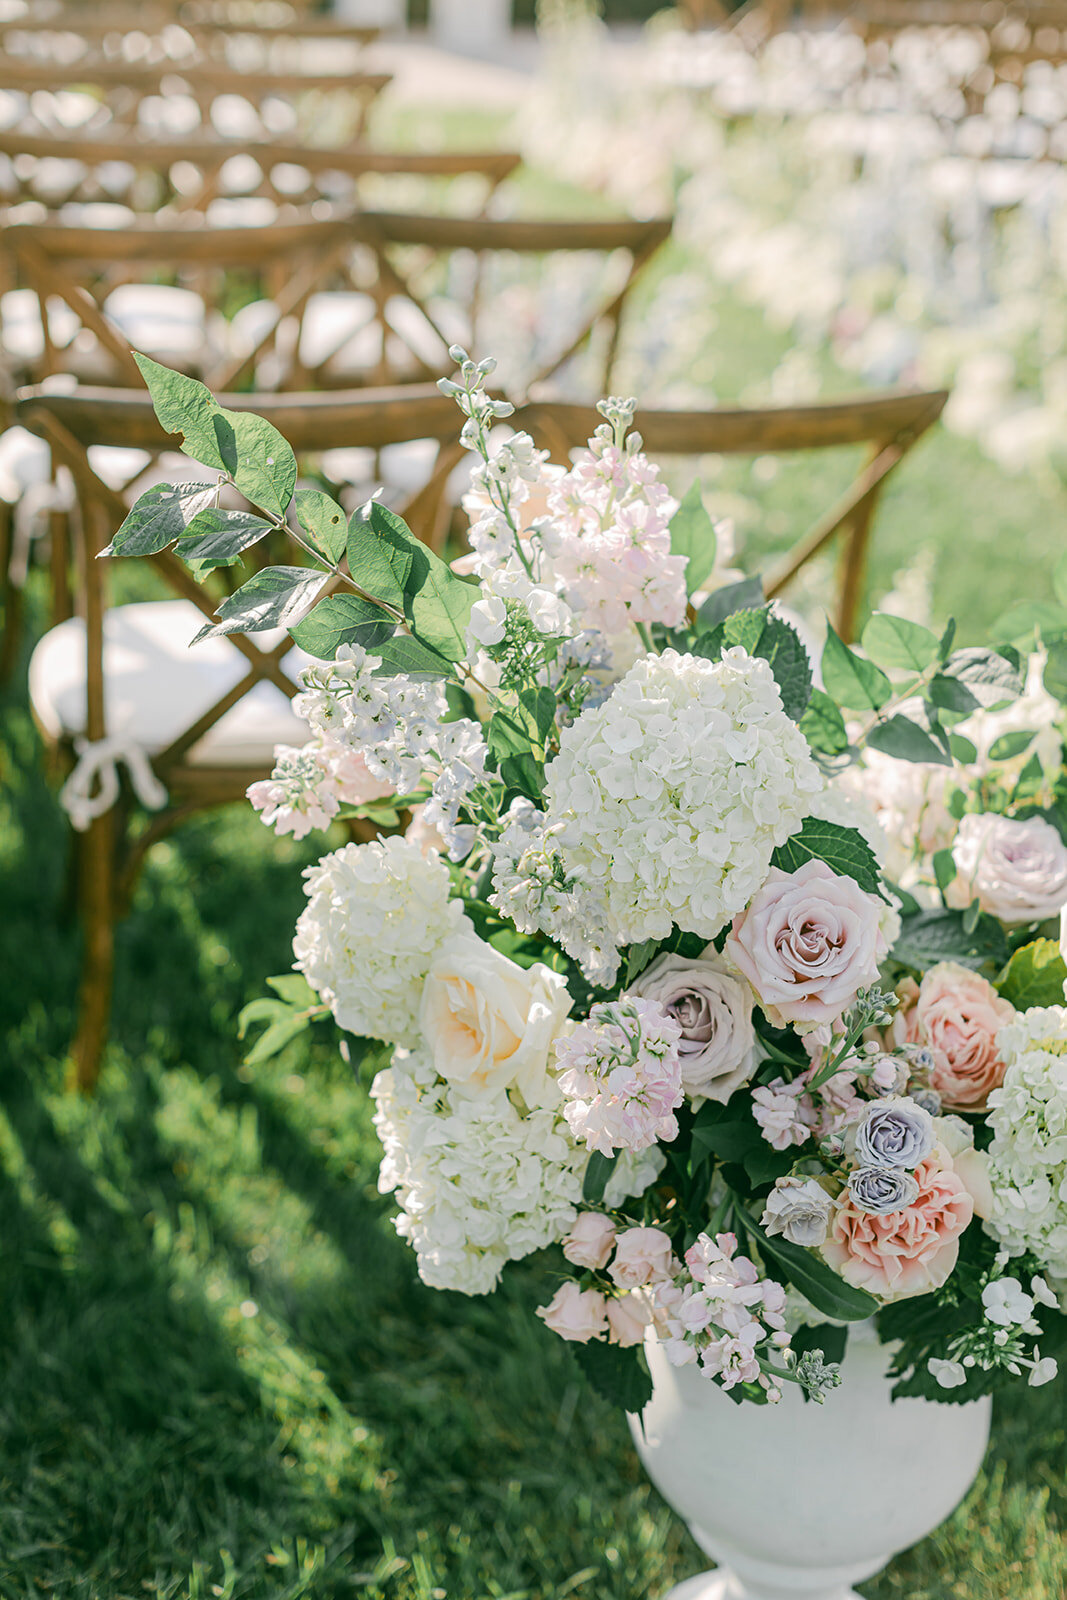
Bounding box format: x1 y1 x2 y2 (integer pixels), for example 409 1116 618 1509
724 858 886 1029
851 1096 935 1170
847 1166 921 1216
952 812 1067 925
628 949 756 1102
761 1176 833 1246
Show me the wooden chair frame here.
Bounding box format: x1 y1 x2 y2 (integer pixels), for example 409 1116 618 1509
514 389 949 643
15 380 468 1091
0 130 521 216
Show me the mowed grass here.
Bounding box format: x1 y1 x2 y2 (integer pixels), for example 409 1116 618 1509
3 113 1067 1600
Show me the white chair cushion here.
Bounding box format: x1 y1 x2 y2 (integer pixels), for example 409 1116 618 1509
29 599 314 768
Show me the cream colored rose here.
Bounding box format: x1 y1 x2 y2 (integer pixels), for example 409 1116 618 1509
419 933 571 1104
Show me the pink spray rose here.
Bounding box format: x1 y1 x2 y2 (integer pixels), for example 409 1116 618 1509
536 1282 608 1343
608 1226 675 1288
907 961 1014 1111
724 859 886 1029
821 1152 974 1300
561 1212 617 1271
606 1294 653 1347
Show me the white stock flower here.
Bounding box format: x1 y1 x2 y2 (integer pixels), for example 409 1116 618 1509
371 1046 585 1295
986 1006 1067 1277
293 836 466 1045
544 648 821 945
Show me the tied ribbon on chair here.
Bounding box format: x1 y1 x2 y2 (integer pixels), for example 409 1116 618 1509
59 736 168 832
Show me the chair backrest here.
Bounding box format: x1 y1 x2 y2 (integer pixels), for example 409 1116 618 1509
0 57 391 138
0 130 521 216
0 6 381 53
15 381 467 791
306 208 675 398
515 389 949 641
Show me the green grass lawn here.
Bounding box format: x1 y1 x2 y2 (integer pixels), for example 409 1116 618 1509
3 113 1067 1600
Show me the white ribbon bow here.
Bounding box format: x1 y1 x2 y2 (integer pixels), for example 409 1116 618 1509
59 736 168 832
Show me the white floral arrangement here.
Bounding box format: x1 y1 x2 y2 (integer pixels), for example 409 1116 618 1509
107 350 1067 1412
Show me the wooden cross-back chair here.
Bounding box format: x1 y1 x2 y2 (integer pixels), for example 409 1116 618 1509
0 130 522 218
291 209 675 397
515 388 949 644
15 379 468 1091
0 6 381 57
0 57 392 139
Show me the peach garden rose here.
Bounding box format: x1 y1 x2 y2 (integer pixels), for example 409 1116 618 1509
904 962 1015 1111
821 1151 974 1300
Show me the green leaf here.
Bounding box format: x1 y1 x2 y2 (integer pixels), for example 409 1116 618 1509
989 730 1036 761
372 634 453 679
722 606 769 655
738 1209 879 1322
928 674 980 715
866 714 951 767
942 646 1023 707
892 908 1010 973
582 1151 615 1204
288 593 397 660
991 598 1067 642
1044 637 1067 703
799 688 849 756
948 733 978 764
347 501 414 613
753 614 812 721
237 997 288 1037
243 1014 311 1065
174 507 275 571
861 613 938 673
192 566 327 641
487 712 534 767
821 623 891 711
518 685 557 746
623 939 661 986
499 750 545 803
670 480 718 596
361 500 475 662
932 849 957 892
295 489 348 565
101 480 218 558
571 1339 652 1414
771 817 882 896
696 575 765 631
133 352 297 518
266 973 318 1006
791 1321 849 1368
997 939 1067 1010
1053 552 1067 611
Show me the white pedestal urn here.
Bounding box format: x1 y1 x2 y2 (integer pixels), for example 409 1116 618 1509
629 1321 992 1600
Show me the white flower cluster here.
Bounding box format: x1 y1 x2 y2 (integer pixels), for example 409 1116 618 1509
544 647 823 944
986 1007 1067 1278
371 1046 585 1295
928 1270 1060 1390
488 798 621 987
293 836 467 1045
247 734 392 840
555 997 684 1156
295 645 489 858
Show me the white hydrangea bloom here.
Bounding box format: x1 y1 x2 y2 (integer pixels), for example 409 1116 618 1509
371 1046 585 1295
986 1006 1067 1277
293 836 467 1045
544 647 822 944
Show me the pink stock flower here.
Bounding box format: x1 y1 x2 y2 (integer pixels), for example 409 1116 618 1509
554 997 683 1157
724 859 886 1029
752 1076 818 1151
248 736 392 840
821 1153 974 1300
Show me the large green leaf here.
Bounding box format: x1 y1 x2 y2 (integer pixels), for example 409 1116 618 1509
669 480 718 595
571 1340 653 1415
174 507 275 571
997 939 1067 1009
821 623 891 711
866 714 951 767
892 908 1011 973
696 575 765 631
192 565 327 641
101 480 218 558
361 500 475 662
294 489 348 565
771 817 882 896
738 1210 879 1323
134 352 297 518
582 1151 615 1204
752 613 812 721
288 592 397 660
942 646 1023 707
1044 637 1067 703
861 613 938 673
799 688 849 756
347 501 414 614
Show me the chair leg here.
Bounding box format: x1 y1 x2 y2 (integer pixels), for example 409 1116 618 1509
69 807 116 1094
0 500 20 684
836 484 883 644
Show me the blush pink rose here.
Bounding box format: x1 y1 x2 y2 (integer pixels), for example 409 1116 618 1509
608 1226 675 1288
911 962 1015 1111
562 1212 617 1271
536 1282 608 1343
821 1153 974 1300
724 859 886 1029
606 1293 653 1347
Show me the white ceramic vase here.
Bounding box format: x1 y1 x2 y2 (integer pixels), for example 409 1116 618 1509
629 1321 991 1600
